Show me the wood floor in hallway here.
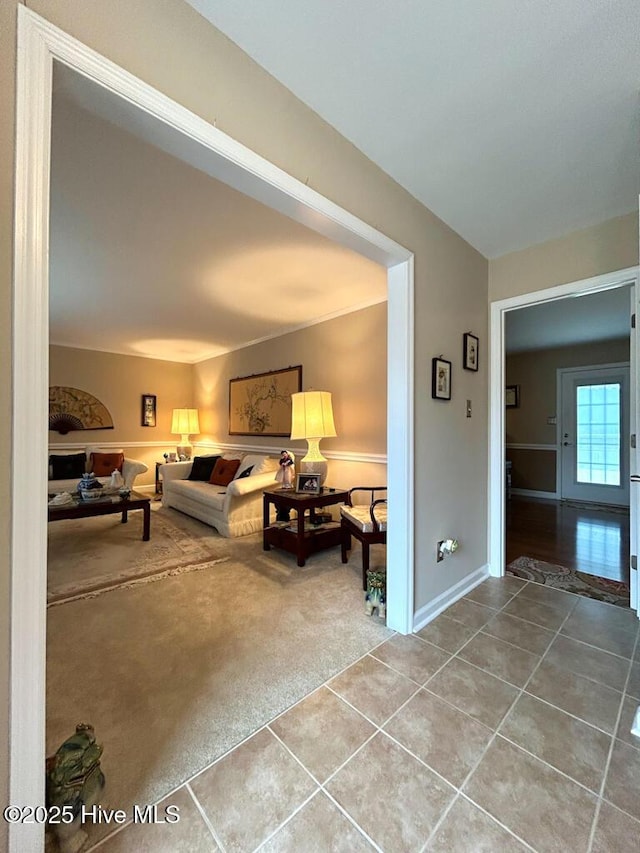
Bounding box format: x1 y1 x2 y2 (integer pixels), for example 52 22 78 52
506 496 630 585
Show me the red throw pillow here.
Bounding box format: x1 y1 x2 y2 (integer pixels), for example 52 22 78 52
209 458 240 486
90 451 125 477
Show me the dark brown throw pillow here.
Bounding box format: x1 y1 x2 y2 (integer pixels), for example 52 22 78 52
90 451 125 477
209 458 240 486
188 455 221 482
49 452 86 480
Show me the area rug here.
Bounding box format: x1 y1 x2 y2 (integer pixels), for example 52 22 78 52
47 509 227 605
507 555 630 607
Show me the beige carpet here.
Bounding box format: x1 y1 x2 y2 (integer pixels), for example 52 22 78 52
46 507 391 850
47 509 226 604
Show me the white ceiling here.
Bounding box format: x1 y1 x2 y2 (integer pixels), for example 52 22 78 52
186 0 640 258
505 285 631 353
50 70 386 363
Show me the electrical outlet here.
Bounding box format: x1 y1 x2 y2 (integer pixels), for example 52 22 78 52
437 540 445 562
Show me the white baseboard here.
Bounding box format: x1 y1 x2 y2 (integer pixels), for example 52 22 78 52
511 488 558 500
412 564 490 633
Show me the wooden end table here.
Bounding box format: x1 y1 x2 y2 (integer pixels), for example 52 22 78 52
263 486 348 567
48 490 151 541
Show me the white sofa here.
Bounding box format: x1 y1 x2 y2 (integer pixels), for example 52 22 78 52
161 453 279 537
48 446 148 494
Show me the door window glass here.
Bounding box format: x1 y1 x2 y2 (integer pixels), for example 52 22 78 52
576 383 621 486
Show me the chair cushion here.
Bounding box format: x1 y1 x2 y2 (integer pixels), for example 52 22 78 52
90 451 125 476
340 504 387 533
188 455 221 481
49 452 86 481
209 458 241 486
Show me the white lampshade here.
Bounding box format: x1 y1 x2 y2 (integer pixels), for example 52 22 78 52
290 392 336 486
290 391 336 440
171 408 200 437
171 408 200 459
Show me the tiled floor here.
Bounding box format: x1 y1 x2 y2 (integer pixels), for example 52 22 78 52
90 576 640 852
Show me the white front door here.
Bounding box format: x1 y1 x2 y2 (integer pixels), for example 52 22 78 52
559 364 630 506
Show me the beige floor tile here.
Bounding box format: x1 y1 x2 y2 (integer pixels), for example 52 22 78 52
464 737 597 853
627 660 640 699
502 594 574 631
464 578 523 609
93 787 218 852
371 634 450 684
269 686 375 783
482 611 555 656
544 634 631 692
426 657 519 730
190 728 316 853
499 692 612 791
526 660 622 733
603 738 640 820
458 632 540 688
416 614 477 654
591 801 640 853
444 598 498 630
560 597 638 659
384 689 492 787
616 695 640 750
326 732 455 852
259 791 375 852
514 582 578 613
426 795 529 852
327 654 418 726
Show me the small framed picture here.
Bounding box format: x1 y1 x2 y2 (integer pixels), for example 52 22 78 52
141 394 157 427
296 473 321 494
463 333 479 371
505 385 520 408
432 357 452 401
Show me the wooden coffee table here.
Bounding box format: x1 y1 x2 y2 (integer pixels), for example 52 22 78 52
263 486 348 566
48 490 151 541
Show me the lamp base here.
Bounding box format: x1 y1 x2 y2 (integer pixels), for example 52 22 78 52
299 459 328 487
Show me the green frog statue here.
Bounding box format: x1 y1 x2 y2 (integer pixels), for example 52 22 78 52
45 723 105 853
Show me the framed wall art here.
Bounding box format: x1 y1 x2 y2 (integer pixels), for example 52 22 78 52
141 394 157 427
505 385 520 408
463 332 479 371
431 357 452 401
229 365 302 436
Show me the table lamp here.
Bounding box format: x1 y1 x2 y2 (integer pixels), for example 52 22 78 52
290 391 336 486
171 408 200 460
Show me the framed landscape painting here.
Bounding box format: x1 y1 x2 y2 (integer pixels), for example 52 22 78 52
229 365 302 436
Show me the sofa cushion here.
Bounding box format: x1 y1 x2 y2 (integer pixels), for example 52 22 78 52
188 455 221 482
234 454 277 479
90 451 125 476
169 479 227 511
49 452 86 481
237 465 253 479
210 458 240 486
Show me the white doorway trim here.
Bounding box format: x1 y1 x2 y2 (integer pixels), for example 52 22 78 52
12 8 414 850
489 266 639 578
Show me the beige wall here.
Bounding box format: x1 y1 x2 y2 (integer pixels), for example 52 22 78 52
506 338 630 491
4 0 489 809
489 212 638 302
49 346 194 486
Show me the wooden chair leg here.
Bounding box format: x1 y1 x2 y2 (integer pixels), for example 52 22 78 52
341 527 351 564
361 539 370 590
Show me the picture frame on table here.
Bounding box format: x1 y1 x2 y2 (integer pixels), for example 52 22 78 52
431 357 452 401
141 394 157 427
505 385 520 408
463 333 479 371
296 473 321 494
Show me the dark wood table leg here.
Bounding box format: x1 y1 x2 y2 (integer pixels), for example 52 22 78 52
296 509 306 566
263 494 271 550
121 509 128 524
142 503 150 541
